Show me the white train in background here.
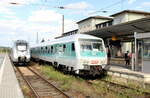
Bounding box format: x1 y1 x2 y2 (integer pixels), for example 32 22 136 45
10 40 30 65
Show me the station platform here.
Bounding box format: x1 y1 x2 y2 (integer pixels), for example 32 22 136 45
106 64 150 84
0 53 24 98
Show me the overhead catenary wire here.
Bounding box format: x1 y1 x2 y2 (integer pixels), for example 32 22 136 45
88 0 127 15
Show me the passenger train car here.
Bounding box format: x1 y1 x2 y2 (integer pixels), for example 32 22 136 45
10 40 30 65
31 34 107 75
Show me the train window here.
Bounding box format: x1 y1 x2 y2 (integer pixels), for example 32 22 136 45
72 43 75 51
63 44 66 52
51 46 53 53
45 47 47 53
48 49 50 53
63 44 66 48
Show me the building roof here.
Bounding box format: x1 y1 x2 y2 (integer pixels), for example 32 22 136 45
77 16 113 24
111 10 150 17
85 17 150 38
62 29 78 35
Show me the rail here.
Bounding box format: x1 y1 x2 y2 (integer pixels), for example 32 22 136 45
16 66 70 98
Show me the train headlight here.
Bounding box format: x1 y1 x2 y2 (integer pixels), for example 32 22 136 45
83 65 90 70
101 64 107 68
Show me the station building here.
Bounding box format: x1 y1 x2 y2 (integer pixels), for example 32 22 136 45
61 10 150 73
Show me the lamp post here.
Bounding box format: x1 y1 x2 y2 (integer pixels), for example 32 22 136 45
55 6 67 34
62 15 64 34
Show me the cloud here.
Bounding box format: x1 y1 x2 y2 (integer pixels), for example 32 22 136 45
64 19 78 32
136 2 150 10
65 1 92 10
0 6 14 15
128 0 137 4
28 9 77 32
28 10 62 23
141 2 150 7
0 0 38 19
0 19 25 33
0 8 78 46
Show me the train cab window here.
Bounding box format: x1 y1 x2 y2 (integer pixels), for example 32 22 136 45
93 43 103 51
80 44 92 51
17 44 27 51
72 43 75 51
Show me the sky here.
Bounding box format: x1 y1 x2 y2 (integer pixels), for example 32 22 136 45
0 0 150 47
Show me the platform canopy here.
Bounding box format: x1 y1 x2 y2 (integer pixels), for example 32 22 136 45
86 17 150 38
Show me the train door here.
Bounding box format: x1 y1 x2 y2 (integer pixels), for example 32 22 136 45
57 44 64 57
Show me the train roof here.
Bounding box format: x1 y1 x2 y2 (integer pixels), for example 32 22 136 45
14 40 28 44
31 34 103 48
15 40 27 43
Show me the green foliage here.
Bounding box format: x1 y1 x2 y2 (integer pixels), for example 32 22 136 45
39 65 149 98
0 47 10 53
40 65 83 91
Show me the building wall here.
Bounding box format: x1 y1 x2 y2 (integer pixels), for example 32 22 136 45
78 19 92 33
78 18 110 33
113 13 127 25
113 12 149 25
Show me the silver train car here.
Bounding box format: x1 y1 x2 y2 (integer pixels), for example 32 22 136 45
10 40 30 64
31 34 108 75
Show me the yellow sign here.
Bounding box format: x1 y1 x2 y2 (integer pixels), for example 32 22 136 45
112 35 117 41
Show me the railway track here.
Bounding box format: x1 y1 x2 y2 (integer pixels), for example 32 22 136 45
16 66 70 98
87 79 150 98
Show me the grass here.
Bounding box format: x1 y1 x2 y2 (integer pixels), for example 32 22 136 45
37 64 130 97
101 75 150 98
32 62 149 98
40 65 84 91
